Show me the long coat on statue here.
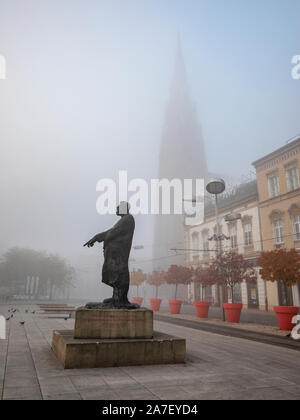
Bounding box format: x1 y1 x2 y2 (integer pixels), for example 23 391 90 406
97 214 135 287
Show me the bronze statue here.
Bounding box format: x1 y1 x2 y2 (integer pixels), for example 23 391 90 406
84 202 139 309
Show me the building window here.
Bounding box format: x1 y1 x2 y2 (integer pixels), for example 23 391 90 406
202 232 209 257
244 223 253 246
293 215 300 241
286 167 299 192
268 175 280 198
229 225 237 249
272 220 284 245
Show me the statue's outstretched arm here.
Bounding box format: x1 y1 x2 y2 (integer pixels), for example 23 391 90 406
93 232 108 242
84 216 133 248
83 231 108 248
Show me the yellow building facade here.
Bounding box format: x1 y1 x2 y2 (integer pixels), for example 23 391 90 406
253 137 300 309
186 181 267 310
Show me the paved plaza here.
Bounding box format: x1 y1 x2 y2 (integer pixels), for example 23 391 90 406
0 304 300 400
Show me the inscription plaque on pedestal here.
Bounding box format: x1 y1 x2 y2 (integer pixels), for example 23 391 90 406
74 307 153 339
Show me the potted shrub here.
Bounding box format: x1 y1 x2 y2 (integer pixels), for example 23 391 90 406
258 249 300 331
210 251 257 323
193 266 215 318
165 265 193 314
147 270 165 311
130 269 147 306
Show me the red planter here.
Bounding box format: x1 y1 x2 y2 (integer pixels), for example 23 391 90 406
149 298 162 312
273 306 299 331
168 299 182 314
132 297 143 306
223 303 243 323
194 301 211 318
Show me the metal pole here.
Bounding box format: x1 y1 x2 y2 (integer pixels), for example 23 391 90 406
257 196 268 312
215 194 225 321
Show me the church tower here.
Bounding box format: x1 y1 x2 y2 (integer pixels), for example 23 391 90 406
153 40 208 269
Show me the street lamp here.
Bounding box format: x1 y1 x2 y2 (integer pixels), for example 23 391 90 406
206 178 226 248
206 178 226 320
206 178 226 196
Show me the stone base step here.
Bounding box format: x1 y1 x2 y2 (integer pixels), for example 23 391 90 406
52 330 186 369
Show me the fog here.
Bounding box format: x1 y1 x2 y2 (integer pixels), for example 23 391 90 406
0 0 299 298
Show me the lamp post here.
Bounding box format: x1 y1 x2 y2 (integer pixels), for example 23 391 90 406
182 196 203 303
206 178 226 320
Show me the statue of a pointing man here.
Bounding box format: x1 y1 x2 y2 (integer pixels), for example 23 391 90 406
84 202 139 309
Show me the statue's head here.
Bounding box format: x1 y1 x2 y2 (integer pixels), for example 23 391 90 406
116 201 130 217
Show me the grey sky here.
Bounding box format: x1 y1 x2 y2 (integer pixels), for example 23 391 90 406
0 0 299 278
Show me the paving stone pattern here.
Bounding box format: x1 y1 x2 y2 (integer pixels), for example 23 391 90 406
0 305 299 400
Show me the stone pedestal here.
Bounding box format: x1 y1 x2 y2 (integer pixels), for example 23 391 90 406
52 330 186 369
74 307 153 339
52 308 186 369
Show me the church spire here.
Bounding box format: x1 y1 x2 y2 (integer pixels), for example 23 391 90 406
160 38 207 180
169 34 188 104
153 38 208 270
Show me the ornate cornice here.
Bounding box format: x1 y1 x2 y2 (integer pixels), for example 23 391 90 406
253 139 300 173
241 214 253 224
269 209 284 221
288 203 300 215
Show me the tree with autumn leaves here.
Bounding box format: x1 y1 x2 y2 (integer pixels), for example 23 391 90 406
130 269 147 297
147 270 166 298
193 266 216 302
208 251 257 304
165 265 194 300
258 248 300 306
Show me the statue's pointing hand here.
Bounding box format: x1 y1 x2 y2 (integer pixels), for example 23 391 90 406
83 238 95 248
